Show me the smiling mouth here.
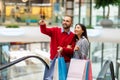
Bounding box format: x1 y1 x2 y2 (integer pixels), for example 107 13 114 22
63 24 69 29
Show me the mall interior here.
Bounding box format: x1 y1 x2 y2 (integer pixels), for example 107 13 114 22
0 0 120 80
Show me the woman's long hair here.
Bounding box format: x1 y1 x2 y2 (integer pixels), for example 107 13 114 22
74 23 89 41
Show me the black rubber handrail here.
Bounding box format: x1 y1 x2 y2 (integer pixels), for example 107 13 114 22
0 55 49 70
97 60 115 80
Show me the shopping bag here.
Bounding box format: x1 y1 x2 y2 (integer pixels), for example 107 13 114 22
85 60 93 80
88 61 93 80
67 59 88 80
85 61 89 80
58 57 67 80
43 58 57 80
44 50 67 80
53 56 67 80
53 59 59 80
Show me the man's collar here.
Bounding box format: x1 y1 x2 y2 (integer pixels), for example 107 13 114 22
61 28 71 35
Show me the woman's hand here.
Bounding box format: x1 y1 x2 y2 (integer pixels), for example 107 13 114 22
74 45 79 51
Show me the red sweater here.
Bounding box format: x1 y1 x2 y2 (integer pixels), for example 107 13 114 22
40 24 75 62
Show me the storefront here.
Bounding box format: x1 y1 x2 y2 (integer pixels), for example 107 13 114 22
0 0 53 24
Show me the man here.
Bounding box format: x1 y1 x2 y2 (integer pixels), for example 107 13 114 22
39 15 75 79
39 15 75 62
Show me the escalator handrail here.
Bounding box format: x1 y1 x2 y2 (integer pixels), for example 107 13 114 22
0 55 49 70
97 60 115 80
109 60 115 80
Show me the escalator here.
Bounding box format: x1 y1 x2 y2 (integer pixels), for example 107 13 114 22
0 43 10 80
0 55 49 80
97 60 116 80
0 53 117 80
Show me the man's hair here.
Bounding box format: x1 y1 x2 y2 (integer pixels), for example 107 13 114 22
64 15 73 21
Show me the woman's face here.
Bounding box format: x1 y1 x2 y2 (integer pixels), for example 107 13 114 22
74 25 84 36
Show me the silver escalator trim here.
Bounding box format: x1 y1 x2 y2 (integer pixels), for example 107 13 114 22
97 60 115 80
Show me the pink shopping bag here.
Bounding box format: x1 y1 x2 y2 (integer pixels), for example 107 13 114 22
67 59 88 80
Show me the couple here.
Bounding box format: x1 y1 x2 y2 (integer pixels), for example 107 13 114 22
39 15 89 80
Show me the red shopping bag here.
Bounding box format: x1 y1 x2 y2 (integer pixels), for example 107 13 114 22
67 59 88 80
88 61 92 80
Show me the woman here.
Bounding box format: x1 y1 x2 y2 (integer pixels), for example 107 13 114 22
73 23 89 59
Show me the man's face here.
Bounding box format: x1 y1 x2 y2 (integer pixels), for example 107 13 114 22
62 16 72 29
